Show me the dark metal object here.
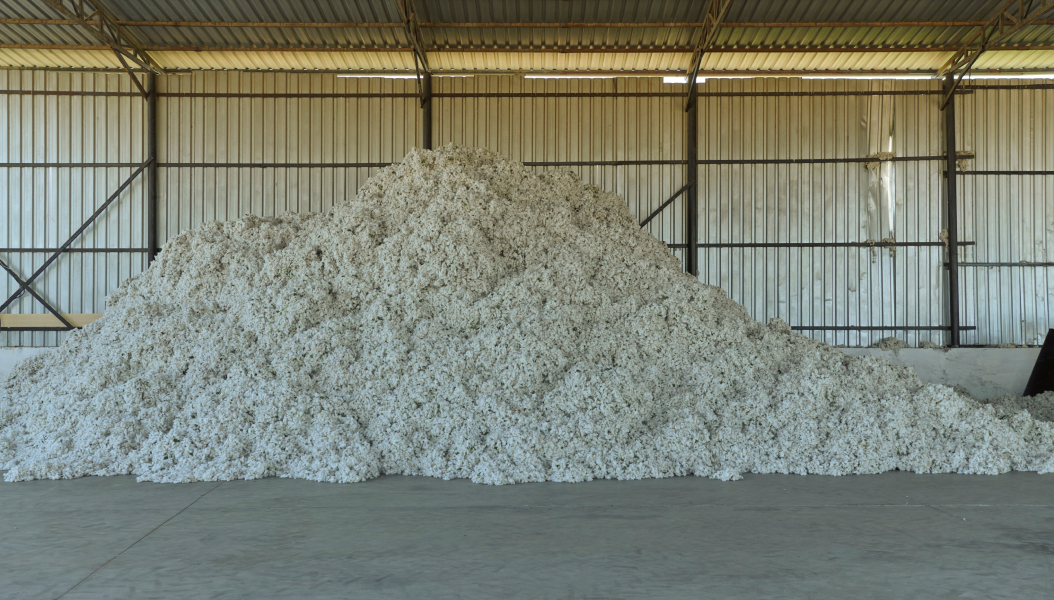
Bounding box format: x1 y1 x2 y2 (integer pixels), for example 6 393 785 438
0 248 149 253
41 0 163 99
685 94 698 277
791 326 977 331
158 93 421 98
0 257 73 329
939 0 1054 106
944 74 962 347
639 181 695 228
953 262 1054 267
699 155 954 165
959 171 1054 175
0 163 144 167
421 72 433 149
0 90 142 96
147 73 158 264
1023 329 1054 396
684 0 734 111
154 90 954 99
669 241 974 249
0 160 152 314
157 162 393 168
1 327 77 332
962 84 1054 90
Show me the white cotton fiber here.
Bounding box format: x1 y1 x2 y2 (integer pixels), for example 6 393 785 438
3 145 1053 484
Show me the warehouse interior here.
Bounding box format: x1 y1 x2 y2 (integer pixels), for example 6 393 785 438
2 1 1054 598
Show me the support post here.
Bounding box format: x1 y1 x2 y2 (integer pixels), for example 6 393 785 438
943 74 961 347
421 71 432 150
146 72 158 264
685 91 699 277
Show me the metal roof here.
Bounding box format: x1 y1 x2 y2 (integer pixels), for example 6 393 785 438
1 0 1053 74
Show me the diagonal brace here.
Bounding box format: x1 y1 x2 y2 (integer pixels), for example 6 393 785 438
0 159 153 314
0 257 73 329
640 181 696 228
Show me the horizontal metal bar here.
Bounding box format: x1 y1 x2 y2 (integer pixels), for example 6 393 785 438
523 160 686 167
157 160 682 168
157 162 393 168
158 92 420 98
959 170 1054 175
0 90 143 96
0 163 144 167
152 90 952 99
791 326 977 331
0 327 76 332
669 241 974 248
0 248 149 253
698 155 951 165
961 84 1054 90
953 262 1054 267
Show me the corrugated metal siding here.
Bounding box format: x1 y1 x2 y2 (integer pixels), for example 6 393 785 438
696 78 946 347
157 72 421 245
0 70 148 347
3 71 1051 348
433 76 687 262
957 80 1054 346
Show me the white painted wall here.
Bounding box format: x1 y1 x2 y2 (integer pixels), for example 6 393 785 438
840 347 1039 400
0 347 49 380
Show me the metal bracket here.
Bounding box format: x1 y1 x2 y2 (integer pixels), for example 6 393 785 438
938 0 1054 109
394 0 431 106
41 0 163 99
684 0 732 111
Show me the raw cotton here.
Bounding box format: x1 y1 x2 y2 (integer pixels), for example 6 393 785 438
3 146 1054 484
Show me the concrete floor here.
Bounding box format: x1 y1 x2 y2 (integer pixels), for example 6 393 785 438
2 473 1053 600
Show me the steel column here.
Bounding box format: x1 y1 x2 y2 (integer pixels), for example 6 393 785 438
421 71 433 150
685 93 699 277
943 74 961 347
146 72 158 264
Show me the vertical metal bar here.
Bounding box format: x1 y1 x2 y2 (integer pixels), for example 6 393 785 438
421 72 432 150
944 74 961 346
146 72 158 264
686 87 699 277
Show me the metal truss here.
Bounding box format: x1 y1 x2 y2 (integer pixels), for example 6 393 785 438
684 0 732 111
939 0 1054 108
41 0 163 98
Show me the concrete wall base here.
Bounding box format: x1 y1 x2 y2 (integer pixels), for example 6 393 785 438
840 348 1040 400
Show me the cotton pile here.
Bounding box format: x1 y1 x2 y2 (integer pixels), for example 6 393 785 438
3 145 1053 484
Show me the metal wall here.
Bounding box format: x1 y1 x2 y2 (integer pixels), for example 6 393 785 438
2 72 1050 348
696 78 948 347
157 72 421 244
0 71 148 347
956 81 1054 346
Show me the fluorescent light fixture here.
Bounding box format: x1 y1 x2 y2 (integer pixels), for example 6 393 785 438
523 74 616 79
801 74 933 80
338 74 417 78
663 76 705 84
964 72 1054 79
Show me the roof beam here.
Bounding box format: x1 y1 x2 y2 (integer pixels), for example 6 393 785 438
39 0 162 97
938 0 1054 107
685 0 732 110
13 19 1054 29
7 43 1054 54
